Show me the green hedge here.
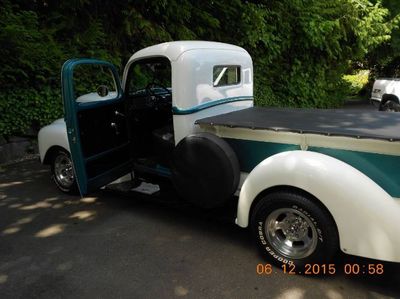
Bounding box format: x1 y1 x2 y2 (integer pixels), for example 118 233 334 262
0 88 63 136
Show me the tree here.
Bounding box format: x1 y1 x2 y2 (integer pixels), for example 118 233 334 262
366 0 400 78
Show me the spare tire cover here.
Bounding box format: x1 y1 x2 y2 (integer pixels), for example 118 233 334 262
171 132 240 208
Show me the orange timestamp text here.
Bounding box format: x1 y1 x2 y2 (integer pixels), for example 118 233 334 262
256 263 384 276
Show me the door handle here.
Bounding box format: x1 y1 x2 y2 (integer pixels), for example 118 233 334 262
114 110 125 118
111 122 120 135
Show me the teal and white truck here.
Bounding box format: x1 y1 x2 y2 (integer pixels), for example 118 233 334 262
38 41 400 268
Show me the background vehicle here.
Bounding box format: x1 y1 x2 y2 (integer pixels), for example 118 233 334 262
39 41 400 268
371 78 400 111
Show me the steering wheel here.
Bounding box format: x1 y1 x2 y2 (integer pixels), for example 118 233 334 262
145 82 172 108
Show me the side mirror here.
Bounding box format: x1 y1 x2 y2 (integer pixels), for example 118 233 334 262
97 85 109 97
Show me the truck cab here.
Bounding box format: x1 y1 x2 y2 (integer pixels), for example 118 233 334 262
39 41 253 194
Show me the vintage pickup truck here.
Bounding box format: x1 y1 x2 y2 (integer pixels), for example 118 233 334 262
38 41 400 268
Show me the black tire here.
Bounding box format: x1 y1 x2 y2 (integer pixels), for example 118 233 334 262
50 149 79 194
379 100 400 112
251 190 338 268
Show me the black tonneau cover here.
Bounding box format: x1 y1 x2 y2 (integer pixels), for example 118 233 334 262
195 107 400 141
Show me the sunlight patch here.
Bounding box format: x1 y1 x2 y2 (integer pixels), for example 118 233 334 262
174 286 189 296
0 181 24 188
20 201 52 210
326 289 343 299
57 261 73 271
45 197 59 202
9 203 23 209
52 203 64 209
69 210 96 221
35 224 66 238
80 197 97 203
275 288 305 299
15 216 34 225
2 227 20 235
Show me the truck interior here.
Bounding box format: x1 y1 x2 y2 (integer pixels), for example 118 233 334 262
125 57 174 173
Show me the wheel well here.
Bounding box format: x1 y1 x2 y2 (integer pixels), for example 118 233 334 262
249 185 339 242
43 146 68 165
381 94 399 104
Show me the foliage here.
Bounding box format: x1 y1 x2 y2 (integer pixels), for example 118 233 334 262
366 0 400 79
343 70 370 96
0 0 398 136
249 0 395 108
0 87 63 136
0 3 62 136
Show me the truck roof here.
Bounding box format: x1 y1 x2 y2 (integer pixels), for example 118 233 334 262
196 107 400 142
127 41 248 62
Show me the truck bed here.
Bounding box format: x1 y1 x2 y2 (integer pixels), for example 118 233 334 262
195 107 400 141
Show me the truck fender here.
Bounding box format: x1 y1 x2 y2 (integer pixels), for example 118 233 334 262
237 150 400 263
382 93 400 104
38 118 70 163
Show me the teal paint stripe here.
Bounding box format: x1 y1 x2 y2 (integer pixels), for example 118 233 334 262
224 138 400 198
224 138 301 173
172 96 253 115
155 164 172 177
309 146 400 198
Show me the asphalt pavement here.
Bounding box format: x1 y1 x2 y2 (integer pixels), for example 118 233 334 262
1 101 400 299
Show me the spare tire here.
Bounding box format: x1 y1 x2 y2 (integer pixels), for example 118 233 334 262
171 132 240 209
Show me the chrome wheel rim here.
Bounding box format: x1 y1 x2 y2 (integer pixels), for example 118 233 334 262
265 208 318 259
54 153 75 188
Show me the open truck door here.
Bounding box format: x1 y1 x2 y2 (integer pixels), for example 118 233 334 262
62 59 132 195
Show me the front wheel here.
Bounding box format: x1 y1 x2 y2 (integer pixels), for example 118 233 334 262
379 100 400 112
51 149 78 194
250 190 338 268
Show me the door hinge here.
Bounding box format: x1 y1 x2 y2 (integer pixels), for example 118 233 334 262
67 128 76 143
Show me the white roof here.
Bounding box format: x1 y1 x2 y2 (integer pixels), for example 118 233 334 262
128 41 248 62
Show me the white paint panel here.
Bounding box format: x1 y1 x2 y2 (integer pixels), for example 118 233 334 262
38 118 70 162
172 49 252 110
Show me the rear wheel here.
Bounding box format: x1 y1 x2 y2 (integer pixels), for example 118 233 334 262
51 149 78 194
251 190 338 268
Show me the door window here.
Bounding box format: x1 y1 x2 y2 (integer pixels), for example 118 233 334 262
127 58 171 96
73 64 118 103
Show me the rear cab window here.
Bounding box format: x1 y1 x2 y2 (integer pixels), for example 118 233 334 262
213 65 241 87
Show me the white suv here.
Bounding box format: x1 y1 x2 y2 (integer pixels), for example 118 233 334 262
371 78 400 111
